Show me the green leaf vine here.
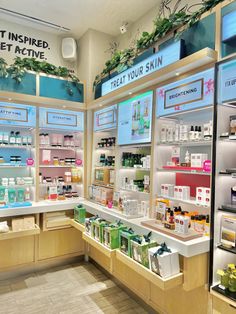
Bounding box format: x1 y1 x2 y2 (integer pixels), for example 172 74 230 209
93 0 224 91
0 57 81 96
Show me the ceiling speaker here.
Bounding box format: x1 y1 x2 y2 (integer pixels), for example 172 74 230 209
62 37 77 61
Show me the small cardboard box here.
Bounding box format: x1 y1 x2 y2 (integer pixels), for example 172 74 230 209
74 205 86 224
103 224 126 250
131 239 157 268
148 246 180 278
12 218 24 231
91 219 109 243
119 229 138 257
23 216 35 229
85 217 97 235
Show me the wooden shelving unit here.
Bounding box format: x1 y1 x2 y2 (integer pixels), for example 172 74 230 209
115 250 183 291
70 219 85 232
82 232 116 258
0 224 40 240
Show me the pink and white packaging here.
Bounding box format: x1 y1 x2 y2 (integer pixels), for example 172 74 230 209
174 186 180 199
178 186 190 200
196 187 211 206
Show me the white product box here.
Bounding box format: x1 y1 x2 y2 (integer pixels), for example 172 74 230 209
166 125 174 142
204 188 211 207
191 154 208 167
146 155 151 169
141 201 149 217
161 184 166 196
221 216 236 247
175 124 179 142
196 187 211 206
148 246 180 278
156 200 167 222
178 186 190 200
161 126 167 143
174 186 180 199
179 125 188 142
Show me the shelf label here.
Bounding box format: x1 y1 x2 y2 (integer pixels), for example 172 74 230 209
101 40 183 96
39 108 84 131
156 68 214 117
164 79 203 109
0 102 36 127
94 104 117 131
218 59 236 103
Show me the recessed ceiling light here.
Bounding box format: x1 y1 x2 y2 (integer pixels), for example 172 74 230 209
99 104 103 107
8 98 12 101
129 92 132 95
63 105 66 108
175 72 180 76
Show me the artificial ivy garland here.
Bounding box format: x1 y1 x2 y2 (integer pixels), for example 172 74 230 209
93 0 224 91
0 57 81 96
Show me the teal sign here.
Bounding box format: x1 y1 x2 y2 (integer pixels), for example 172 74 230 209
102 40 183 96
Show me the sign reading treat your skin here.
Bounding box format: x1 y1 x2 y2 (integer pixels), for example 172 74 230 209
39 107 84 131
156 68 214 117
102 41 183 96
94 105 117 131
218 59 236 103
0 102 36 127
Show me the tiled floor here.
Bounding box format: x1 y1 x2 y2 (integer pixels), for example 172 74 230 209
0 262 153 314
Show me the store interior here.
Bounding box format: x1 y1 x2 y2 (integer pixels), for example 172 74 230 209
0 0 236 313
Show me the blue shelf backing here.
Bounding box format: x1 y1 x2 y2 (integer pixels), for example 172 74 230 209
39 76 84 103
0 73 36 96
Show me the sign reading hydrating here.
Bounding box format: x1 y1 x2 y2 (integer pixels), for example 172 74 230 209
39 108 84 131
102 40 183 96
94 105 117 131
156 68 214 117
0 102 36 127
218 59 236 103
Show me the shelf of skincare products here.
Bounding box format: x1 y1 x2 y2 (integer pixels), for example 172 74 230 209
119 176 150 195
39 165 83 168
39 146 83 151
212 263 236 305
157 140 211 147
39 133 81 148
0 131 33 147
157 168 211 175
83 232 116 258
121 153 150 169
96 137 116 149
158 196 210 208
210 65 236 298
0 145 35 149
120 188 150 195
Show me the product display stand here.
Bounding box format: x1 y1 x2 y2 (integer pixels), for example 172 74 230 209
210 57 236 311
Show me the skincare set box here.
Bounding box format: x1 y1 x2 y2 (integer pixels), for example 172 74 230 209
221 216 236 248
74 204 86 224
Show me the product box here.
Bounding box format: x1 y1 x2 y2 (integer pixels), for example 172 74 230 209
174 186 180 199
91 219 109 243
113 191 120 208
23 216 35 229
148 246 180 278
74 204 86 224
85 216 97 235
155 199 168 222
12 218 25 231
171 147 180 165
229 115 236 139
141 201 149 217
191 154 208 168
196 187 211 206
131 238 157 268
103 223 126 250
161 126 167 143
178 186 190 200
221 216 236 248
119 229 138 257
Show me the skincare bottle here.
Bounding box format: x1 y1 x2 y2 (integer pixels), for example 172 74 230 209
161 126 167 143
25 187 30 201
15 132 22 145
231 186 236 205
9 131 15 145
198 126 202 140
194 126 199 141
22 135 28 146
189 126 195 141
185 151 191 167
4 189 8 203
175 124 179 142
17 188 25 202
3 132 9 145
8 188 16 204
39 173 42 184
204 215 210 236
27 135 32 146
0 132 3 145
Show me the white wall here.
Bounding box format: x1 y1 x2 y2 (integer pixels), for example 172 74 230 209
0 19 76 72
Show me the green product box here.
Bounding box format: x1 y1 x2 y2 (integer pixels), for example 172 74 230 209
91 219 109 243
119 229 138 257
85 216 98 235
74 204 86 224
103 224 126 250
131 239 157 268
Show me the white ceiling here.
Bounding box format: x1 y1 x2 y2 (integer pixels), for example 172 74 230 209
0 0 159 38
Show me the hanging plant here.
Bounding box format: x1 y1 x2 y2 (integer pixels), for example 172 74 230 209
93 0 224 91
0 57 81 96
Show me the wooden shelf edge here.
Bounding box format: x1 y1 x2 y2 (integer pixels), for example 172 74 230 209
87 47 217 110
82 232 116 258
0 224 40 240
115 250 183 290
70 219 85 232
211 288 236 308
44 218 72 231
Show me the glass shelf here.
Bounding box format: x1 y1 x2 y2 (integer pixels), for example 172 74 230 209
157 141 211 147
212 284 236 303
120 167 150 171
119 188 150 195
157 168 211 175
217 245 236 254
158 195 209 207
39 146 83 151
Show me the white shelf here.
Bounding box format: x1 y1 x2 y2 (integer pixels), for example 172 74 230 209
39 165 83 168
157 141 211 147
39 183 82 187
94 166 115 169
120 188 150 195
0 145 35 149
0 184 35 188
39 146 83 151
157 168 211 176
120 167 150 171
118 143 151 149
0 165 31 169
95 147 115 151
159 195 209 207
